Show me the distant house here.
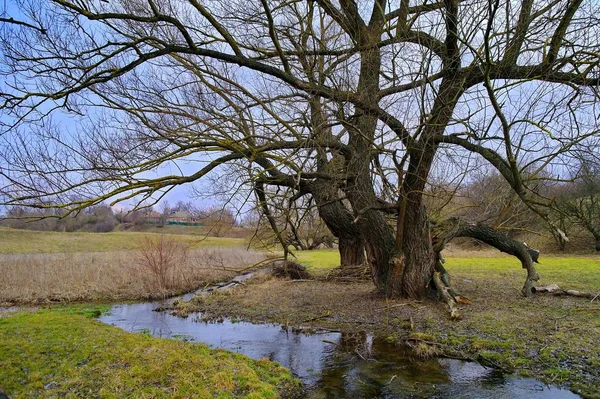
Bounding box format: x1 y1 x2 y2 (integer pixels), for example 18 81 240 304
166 211 201 226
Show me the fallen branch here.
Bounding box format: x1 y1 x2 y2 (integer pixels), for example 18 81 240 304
534 284 597 299
377 301 422 310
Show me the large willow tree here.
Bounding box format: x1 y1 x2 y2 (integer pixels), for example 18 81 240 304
1 0 599 304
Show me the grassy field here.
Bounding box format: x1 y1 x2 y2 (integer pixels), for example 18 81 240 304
294 249 340 274
0 227 245 254
297 248 600 289
0 306 300 399
0 228 264 305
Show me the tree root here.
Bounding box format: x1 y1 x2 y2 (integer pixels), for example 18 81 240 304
433 271 462 320
433 256 471 320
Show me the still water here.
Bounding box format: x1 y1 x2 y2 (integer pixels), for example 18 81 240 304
99 299 579 399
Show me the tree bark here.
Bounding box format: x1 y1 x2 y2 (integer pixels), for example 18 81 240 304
338 236 366 266
310 183 366 267
398 201 436 298
434 219 540 296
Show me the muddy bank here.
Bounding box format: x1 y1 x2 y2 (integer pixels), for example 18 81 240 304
164 273 599 398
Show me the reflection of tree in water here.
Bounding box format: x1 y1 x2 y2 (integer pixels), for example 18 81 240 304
313 333 450 398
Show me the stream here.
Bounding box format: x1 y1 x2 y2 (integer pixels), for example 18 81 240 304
98 273 580 398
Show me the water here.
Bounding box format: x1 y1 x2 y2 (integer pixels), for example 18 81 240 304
98 300 580 398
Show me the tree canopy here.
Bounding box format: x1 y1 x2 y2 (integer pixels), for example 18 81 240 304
1 0 600 306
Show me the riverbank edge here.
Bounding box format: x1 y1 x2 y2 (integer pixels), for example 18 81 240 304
170 276 599 399
0 305 302 399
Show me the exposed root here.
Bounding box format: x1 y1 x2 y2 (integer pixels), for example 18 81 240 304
432 255 471 319
433 271 462 320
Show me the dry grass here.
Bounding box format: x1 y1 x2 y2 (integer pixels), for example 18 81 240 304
0 247 266 305
0 227 245 254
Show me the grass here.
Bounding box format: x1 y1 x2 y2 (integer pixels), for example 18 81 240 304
296 248 600 289
294 249 340 275
0 305 300 398
444 256 600 290
0 247 267 305
0 227 244 254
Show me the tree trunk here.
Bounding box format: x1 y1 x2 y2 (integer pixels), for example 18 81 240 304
398 202 436 298
310 182 366 267
596 236 600 252
307 93 366 267
339 236 366 266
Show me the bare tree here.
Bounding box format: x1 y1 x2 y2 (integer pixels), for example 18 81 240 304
1 0 600 307
554 154 600 251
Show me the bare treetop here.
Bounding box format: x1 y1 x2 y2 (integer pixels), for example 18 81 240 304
1 0 599 300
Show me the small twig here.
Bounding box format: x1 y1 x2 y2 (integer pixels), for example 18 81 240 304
591 293 599 303
354 350 370 361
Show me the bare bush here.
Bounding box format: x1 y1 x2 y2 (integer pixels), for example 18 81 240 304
134 235 190 291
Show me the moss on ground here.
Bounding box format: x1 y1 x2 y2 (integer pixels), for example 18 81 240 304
0 306 300 398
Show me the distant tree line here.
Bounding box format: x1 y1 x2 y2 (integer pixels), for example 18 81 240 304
1 200 239 235
2 204 117 233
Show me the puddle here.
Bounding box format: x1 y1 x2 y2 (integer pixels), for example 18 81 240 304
98 274 580 398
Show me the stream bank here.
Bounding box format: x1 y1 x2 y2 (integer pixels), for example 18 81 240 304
98 269 591 398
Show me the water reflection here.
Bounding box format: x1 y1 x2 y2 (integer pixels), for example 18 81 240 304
99 303 579 399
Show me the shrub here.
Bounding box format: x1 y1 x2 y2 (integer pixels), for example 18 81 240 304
135 235 190 290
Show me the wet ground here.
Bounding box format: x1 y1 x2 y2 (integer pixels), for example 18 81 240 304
98 273 581 399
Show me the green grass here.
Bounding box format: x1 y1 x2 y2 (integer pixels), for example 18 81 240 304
0 227 244 253
294 249 340 274
0 306 300 398
296 249 600 289
444 256 600 290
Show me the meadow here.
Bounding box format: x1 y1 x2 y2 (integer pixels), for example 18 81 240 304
1 227 599 398
0 227 262 305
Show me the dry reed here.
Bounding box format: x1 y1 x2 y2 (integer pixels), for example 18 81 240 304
0 247 266 305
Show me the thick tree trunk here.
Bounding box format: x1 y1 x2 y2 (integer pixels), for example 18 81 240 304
311 183 366 267
338 236 366 266
307 92 366 268
398 202 436 298
595 236 600 251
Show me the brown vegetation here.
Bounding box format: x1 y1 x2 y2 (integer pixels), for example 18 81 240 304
0 247 266 305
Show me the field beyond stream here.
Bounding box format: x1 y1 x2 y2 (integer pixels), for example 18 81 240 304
0 227 599 398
